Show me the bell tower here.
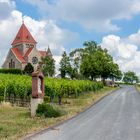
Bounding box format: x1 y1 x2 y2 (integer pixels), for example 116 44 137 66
11 21 37 56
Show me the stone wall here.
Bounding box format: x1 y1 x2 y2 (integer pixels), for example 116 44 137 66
27 47 42 71
2 49 22 69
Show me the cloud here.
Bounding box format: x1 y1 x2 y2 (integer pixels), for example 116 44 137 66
22 17 79 55
101 34 140 76
24 0 140 32
128 29 140 45
0 0 15 20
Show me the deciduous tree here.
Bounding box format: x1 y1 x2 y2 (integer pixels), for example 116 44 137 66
41 55 55 77
24 63 34 75
123 71 139 83
59 51 72 78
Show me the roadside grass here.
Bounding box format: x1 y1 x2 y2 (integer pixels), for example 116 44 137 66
136 85 140 93
0 86 117 140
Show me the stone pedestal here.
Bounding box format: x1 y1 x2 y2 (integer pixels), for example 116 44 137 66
31 98 43 117
31 69 44 117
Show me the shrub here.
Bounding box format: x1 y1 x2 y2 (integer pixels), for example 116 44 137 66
23 63 34 75
0 69 23 74
44 105 61 118
44 96 50 103
36 103 47 116
36 103 62 118
0 96 4 102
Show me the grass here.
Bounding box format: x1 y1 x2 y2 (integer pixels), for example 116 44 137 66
0 86 118 140
136 85 140 93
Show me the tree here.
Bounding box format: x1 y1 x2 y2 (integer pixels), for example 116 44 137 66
69 51 81 79
41 55 55 77
59 51 72 78
80 41 119 80
70 41 122 81
110 64 122 81
24 63 34 75
123 71 139 83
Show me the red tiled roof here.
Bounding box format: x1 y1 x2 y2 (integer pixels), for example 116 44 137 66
23 47 33 58
11 48 26 63
11 23 37 45
39 51 48 57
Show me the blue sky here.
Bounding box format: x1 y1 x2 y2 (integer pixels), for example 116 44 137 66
15 0 140 49
15 0 140 45
1 0 140 75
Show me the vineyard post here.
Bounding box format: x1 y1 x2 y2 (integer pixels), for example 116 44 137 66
31 68 44 117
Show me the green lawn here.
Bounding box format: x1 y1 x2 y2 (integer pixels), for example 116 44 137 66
0 86 117 140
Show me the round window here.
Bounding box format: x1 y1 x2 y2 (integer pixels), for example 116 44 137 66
32 57 38 64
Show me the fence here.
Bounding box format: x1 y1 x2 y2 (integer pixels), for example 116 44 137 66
5 96 30 107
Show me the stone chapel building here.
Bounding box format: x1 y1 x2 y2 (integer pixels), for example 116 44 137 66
2 22 52 70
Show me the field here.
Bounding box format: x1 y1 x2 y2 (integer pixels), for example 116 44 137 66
0 74 104 104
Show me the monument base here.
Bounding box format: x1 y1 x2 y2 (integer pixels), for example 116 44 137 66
31 98 43 117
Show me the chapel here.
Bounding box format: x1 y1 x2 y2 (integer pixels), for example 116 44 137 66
2 22 52 70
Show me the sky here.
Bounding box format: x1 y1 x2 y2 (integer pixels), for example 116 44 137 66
1 0 140 76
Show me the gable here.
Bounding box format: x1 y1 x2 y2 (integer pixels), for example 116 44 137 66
11 23 37 45
2 49 22 67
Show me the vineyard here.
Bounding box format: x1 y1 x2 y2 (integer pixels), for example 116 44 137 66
0 74 104 105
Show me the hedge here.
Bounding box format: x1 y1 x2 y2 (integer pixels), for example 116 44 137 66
0 69 23 74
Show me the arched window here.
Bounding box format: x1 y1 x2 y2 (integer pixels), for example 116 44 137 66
12 61 15 68
9 62 11 68
9 59 15 69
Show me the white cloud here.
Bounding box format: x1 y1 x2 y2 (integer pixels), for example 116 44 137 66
128 29 140 45
24 19 78 54
24 0 140 32
0 0 15 19
101 34 140 76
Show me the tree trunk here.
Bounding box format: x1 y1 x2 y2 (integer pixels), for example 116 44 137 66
58 95 62 105
91 75 94 81
50 95 54 103
102 77 106 85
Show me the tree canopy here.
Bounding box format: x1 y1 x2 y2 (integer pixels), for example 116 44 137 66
70 41 122 81
59 51 72 78
41 55 55 77
123 71 139 83
23 63 34 75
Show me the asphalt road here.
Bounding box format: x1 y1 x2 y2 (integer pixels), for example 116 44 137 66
26 85 140 140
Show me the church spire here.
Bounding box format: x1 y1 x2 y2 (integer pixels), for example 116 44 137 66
47 45 52 57
11 22 37 45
